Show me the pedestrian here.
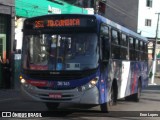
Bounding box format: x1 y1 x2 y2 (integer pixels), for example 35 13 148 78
3 59 11 89
0 56 3 88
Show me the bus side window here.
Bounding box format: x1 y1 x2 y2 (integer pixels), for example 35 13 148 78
100 24 110 60
129 37 134 60
111 30 120 59
111 30 119 45
144 42 148 60
120 33 128 60
135 39 139 61
121 33 128 47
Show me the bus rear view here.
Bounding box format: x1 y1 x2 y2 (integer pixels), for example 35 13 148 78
20 14 101 110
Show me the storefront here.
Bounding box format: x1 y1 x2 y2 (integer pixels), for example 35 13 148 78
16 0 88 18
0 0 15 88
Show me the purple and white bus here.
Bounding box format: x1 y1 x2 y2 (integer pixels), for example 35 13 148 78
20 14 149 112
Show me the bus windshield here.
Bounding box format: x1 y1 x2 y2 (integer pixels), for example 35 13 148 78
22 33 99 71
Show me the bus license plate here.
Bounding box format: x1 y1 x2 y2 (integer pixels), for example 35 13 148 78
49 93 62 99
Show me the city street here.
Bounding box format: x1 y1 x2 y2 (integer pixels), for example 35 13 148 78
1 0 160 119
0 77 160 119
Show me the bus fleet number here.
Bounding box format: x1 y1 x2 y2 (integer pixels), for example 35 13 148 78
57 81 70 86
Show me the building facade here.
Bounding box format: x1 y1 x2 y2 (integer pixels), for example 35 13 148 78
138 0 160 73
102 0 139 32
138 0 160 38
0 0 15 88
62 0 139 32
0 0 15 62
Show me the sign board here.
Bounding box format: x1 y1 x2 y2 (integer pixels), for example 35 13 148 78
48 5 61 14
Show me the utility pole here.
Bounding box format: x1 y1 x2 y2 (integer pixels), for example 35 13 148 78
94 0 99 14
151 13 160 84
94 0 107 14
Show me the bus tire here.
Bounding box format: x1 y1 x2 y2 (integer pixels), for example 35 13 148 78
125 80 141 102
133 80 142 102
45 102 60 110
100 86 117 112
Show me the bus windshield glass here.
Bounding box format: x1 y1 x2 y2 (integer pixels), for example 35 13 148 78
22 33 99 71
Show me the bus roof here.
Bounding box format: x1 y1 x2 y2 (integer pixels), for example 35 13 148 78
94 14 148 42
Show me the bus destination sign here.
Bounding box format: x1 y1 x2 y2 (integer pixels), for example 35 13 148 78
34 19 80 28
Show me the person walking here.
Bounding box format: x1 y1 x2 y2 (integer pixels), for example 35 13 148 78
0 56 3 88
3 59 11 89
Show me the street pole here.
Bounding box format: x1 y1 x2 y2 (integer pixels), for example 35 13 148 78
94 0 99 14
151 13 160 84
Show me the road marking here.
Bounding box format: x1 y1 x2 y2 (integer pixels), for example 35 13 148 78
0 98 20 102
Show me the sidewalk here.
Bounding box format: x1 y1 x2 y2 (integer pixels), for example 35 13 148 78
149 76 160 85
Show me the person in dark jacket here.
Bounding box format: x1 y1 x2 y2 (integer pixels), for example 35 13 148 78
0 56 3 88
3 59 11 88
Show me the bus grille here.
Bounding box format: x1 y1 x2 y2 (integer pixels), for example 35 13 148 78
23 69 97 80
37 86 76 90
27 74 84 80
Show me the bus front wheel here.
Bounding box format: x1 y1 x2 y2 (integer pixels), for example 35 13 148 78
100 87 117 112
45 102 60 110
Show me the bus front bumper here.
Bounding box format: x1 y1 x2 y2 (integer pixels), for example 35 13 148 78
21 84 99 104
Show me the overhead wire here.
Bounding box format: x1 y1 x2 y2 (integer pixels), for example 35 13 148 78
98 0 158 36
98 0 136 20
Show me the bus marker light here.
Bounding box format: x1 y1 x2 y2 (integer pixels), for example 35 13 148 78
19 75 23 80
101 80 104 83
102 89 104 92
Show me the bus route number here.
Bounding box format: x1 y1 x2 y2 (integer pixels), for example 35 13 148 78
57 81 70 86
35 20 44 28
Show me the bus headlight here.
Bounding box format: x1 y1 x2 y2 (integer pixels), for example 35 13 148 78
20 76 28 87
19 75 36 90
78 77 99 92
90 77 99 86
21 79 26 84
19 75 26 84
